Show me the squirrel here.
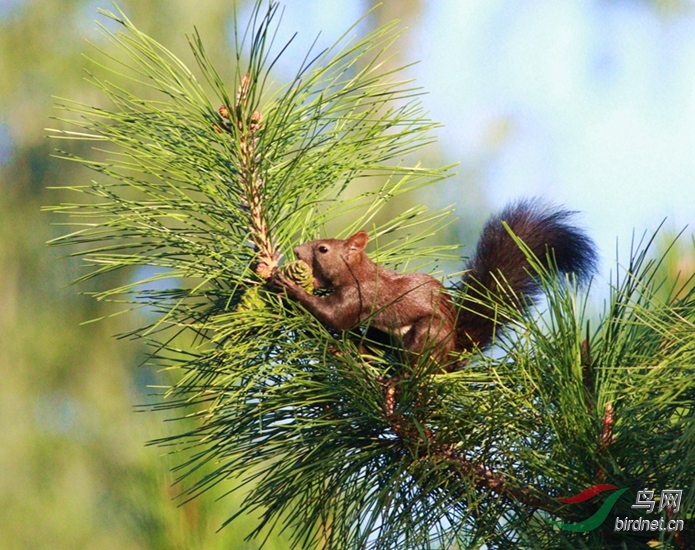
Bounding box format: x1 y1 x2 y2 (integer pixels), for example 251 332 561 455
273 199 597 367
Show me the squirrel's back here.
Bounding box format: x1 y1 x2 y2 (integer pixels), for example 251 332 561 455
456 199 597 351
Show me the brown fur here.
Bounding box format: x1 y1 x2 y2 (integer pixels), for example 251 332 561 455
274 200 597 367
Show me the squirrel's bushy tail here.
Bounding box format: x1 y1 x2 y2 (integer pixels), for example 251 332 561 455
456 199 597 351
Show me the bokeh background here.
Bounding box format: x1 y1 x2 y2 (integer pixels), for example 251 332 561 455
1 0 694 548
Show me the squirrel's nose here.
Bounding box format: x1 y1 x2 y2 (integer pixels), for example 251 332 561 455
293 246 299 257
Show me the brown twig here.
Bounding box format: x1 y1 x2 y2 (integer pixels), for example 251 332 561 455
378 377 560 515
600 403 614 448
580 336 615 484
437 443 559 513
581 337 593 398
595 402 614 482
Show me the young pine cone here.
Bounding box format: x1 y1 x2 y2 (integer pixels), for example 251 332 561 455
278 260 314 293
238 260 313 312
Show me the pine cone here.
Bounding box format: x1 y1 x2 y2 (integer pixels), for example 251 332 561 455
238 260 313 312
237 285 267 311
279 260 314 293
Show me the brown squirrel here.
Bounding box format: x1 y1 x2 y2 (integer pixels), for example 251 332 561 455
273 200 597 366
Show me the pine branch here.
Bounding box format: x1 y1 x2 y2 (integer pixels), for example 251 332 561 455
218 72 278 278
46 3 695 549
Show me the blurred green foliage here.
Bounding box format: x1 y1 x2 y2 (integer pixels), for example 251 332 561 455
652 230 695 304
0 1 295 547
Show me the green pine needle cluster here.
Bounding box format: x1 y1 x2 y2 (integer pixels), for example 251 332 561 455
47 2 695 549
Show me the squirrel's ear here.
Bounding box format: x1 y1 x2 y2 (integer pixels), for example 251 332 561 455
347 231 369 252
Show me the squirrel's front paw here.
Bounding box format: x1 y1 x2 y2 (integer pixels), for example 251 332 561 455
270 271 301 298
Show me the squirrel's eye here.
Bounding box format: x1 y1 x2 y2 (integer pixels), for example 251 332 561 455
318 245 328 253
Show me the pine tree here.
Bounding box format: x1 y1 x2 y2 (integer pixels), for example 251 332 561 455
48 2 695 548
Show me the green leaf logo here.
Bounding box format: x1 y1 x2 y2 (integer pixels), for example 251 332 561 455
549 484 627 532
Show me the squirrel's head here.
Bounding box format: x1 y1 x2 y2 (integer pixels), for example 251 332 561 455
293 231 369 289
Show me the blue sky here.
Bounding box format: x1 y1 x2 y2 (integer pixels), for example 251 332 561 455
413 0 695 271
276 0 695 283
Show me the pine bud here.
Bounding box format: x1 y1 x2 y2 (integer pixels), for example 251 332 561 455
255 260 275 280
250 110 263 133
